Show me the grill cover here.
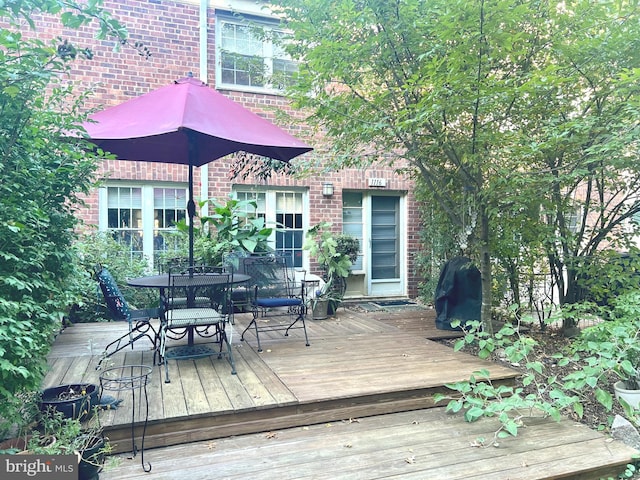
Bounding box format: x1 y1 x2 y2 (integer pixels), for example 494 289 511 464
434 256 482 330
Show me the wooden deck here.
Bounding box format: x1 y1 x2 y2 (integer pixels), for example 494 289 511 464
44 305 638 479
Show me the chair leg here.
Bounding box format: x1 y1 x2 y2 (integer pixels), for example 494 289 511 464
158 326 172 383
226 318 234 344
217 324 237 375
96 322 157 370
164 359 171 383
240 308 263 352
284 309 310 347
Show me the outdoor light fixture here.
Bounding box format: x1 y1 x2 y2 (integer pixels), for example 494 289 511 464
322 182 334 197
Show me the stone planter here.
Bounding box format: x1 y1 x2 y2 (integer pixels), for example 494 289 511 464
614 380 640 409
312 298 329 320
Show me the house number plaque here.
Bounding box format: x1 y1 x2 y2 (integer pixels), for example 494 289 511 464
369 177 387 187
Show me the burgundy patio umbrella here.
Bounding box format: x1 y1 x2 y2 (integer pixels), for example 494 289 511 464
83 75 313 267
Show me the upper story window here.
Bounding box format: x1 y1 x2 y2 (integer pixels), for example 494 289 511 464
216 14 297 93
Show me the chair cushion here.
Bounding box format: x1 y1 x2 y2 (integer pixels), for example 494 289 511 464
256 297 302 308
166 308 225 328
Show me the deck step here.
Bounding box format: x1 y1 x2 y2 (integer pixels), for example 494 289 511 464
100 407 637 480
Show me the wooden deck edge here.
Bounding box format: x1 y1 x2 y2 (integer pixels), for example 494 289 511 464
562 464 635 480
105 383 505 454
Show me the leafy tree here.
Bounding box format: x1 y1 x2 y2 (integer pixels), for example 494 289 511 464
271 0 640 333
0 0 140 435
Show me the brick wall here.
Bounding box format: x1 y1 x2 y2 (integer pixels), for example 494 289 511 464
26 0 423 297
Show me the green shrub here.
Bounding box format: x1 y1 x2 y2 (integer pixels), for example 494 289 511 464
172 197 273 267
0 0 141 439
434 318 580 443
70 231 157 323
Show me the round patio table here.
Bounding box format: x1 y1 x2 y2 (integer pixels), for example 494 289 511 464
127 273 250 371
127 273 250 289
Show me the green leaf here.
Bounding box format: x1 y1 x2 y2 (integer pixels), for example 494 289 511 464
433 393 446 404
503 420 519 437
595 389 613 411
526 361 543 374
573 402 584 419
448 400 463 413
464 407 485 423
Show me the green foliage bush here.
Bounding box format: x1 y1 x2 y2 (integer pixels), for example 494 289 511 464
434 318 580 443
334 234 359 264
574 248 640 309
435 292 640 442
0 0 138 438
171 197 273 268
565 292 640 413
69 231 157 323
0 67 97 438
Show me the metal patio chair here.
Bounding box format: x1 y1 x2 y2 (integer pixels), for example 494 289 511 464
159 265 236 382
94 265 159 370
240 255 310 352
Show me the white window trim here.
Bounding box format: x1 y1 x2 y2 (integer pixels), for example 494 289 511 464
215 12 294 95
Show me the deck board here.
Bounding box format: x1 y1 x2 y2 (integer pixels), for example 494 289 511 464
256 333 514 403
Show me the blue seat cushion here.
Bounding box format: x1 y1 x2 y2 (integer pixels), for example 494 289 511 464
256 298 302 308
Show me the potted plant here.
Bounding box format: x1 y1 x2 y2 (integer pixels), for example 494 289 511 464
40 384 99 422
304 222 358 318
75 430 110 480
565 291 640 411
31 406 111 480
0 388 110 477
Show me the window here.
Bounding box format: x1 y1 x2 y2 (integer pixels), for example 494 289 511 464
235 191 266 224
234 189 305 268
342 192 364 271
107 186 143 260
216 14 297 92
102 185 187 268
153 188 187 266
275 192 304 268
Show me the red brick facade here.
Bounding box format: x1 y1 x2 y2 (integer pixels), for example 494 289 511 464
31 0 423 298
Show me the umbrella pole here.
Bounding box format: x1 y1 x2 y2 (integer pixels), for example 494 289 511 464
187 131 197 270
188 162 195 269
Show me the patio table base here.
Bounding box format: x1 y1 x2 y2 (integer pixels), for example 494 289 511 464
164 344 217 360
